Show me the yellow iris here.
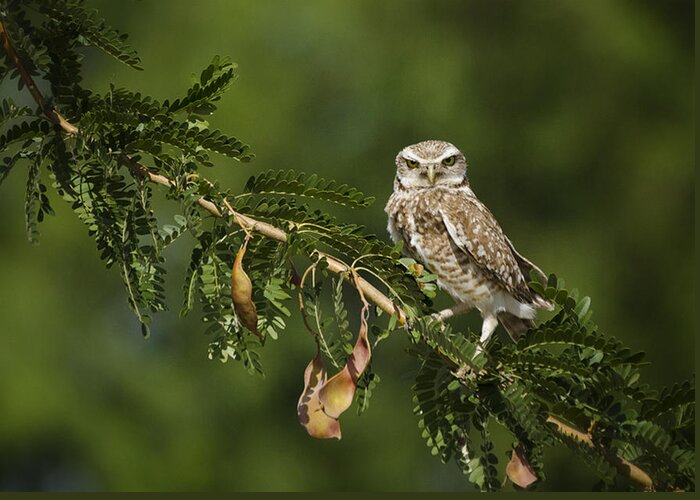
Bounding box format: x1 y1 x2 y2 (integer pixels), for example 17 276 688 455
442 155 456 166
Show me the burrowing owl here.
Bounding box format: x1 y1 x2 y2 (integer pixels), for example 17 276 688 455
385 140 552 347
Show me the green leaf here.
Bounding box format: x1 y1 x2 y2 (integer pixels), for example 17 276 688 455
166 56 237 115
244 169 375 208
642 378 695 421
0 120 50 153
24 158 42 243
0 98 33 129
39 0 142 69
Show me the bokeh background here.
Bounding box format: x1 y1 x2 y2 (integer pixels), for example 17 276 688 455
0 0 694 491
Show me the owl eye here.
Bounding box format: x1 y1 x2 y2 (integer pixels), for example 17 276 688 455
405 159 419 168
442 155 457 166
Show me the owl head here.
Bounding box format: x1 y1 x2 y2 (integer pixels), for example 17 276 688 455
394 140 468 190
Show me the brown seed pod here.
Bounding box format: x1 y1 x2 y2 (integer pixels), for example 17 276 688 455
505 445 539 489
318 300 371 419
231 236 259 337
297 351 341 439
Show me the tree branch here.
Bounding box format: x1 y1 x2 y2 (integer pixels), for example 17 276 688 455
0 16 79 135
120 155 406 324
545 417 653 491
0 13 654 491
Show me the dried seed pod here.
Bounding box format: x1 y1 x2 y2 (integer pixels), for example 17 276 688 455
231 236 259 336
297 351 341 439
317 365 355 420
506 445 539 489
318 302 371 419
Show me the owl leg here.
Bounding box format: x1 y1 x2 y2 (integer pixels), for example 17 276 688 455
432 302 472 322
476 315 499 355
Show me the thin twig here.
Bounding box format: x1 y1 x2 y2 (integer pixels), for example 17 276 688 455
0 16 79 135
297 261 339 368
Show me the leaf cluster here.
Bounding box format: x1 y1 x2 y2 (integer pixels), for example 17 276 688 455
409 276 694 491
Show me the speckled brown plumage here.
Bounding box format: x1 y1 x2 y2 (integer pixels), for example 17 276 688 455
385 140 551 344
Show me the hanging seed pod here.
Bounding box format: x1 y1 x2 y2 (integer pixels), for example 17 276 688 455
231 236 259 336
297 351 342 439
505 445 539 489
318 301 371 419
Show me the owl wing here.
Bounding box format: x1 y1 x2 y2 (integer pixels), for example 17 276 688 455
439 192 533 303
504 235 547 284
503 233 553 309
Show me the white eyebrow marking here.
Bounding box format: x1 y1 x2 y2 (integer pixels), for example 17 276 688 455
400 148 424 162
437 146 461 161
400 144 462 163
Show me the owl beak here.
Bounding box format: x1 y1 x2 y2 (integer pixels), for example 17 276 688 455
427 165 436 185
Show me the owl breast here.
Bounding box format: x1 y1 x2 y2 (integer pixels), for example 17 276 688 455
385 187 495 308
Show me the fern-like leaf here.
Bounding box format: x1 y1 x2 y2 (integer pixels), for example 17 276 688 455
0 119 50 153
38 0 142 70
0 98 33 129
244 170 375 208
642 378 694 421
166 56 237 115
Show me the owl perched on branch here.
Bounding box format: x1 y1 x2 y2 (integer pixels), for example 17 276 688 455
385 140 552 348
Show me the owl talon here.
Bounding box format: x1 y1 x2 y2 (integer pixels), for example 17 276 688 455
432 302 472 322
431 310 452 322
473 315 499 357
479 315 499 343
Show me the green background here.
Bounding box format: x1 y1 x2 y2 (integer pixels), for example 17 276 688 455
0 0 693 491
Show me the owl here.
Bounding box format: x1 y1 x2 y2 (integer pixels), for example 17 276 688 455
385 140 552 348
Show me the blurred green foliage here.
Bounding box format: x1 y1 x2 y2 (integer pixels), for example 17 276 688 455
0 0 693 491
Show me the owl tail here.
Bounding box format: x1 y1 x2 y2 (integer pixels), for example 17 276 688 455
498 313 535 342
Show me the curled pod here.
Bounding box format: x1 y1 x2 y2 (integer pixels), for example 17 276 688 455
318 301 371 419
297 351 342 440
